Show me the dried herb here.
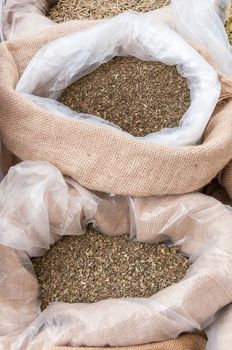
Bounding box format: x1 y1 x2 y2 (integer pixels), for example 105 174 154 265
32 229 189 310
49 0 170 22
60 57 190 137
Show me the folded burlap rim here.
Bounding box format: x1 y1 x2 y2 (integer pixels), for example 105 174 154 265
0 20 232 196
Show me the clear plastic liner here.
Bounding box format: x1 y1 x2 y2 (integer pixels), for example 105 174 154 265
0 161 232 349
129 194 232 251
171 0 232 77
0 161 125 258
206 303 232 350
2 0 55 41
214 0 231 23
16 8 220 147
0 0 6 42
24 93 121 130
64 177 101 230
0 161 99 257
92 192 130 236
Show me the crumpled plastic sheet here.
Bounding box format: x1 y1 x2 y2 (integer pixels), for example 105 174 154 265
206 303 232 350
2 0 55 41
0 161 232 350
15 0 222 147
0 161 99 257
171 0 232 78
214 0 231 23
0 0 6 42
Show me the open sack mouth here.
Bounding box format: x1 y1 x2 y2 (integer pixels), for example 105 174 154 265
16 11 220 147
0 161 232 350
31 229 190 310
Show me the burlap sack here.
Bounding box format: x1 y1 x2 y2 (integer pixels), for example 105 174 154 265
1 162 231 349
0 245 39 342
0 20 232 197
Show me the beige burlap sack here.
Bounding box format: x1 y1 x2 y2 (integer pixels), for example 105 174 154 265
0 18 232 197
0 245 39 348
0 3 231 348
1 161 231 349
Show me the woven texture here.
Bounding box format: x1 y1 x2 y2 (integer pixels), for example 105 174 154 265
53 334 206 350
0 21 232 196
0 246 39 338
0 162 232 350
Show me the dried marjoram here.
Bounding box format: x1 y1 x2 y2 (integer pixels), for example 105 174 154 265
32 230 189 310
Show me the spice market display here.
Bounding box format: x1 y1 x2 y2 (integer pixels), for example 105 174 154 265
0 1 232 350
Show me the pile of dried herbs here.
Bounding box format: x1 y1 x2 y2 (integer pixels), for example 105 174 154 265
32 230 189 310
49 0 170 22
60 57 190 137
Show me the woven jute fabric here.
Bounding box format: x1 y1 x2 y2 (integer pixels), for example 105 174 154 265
0 21 232 196
0 245 39 339
53 334 207 350
1 162 232 350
